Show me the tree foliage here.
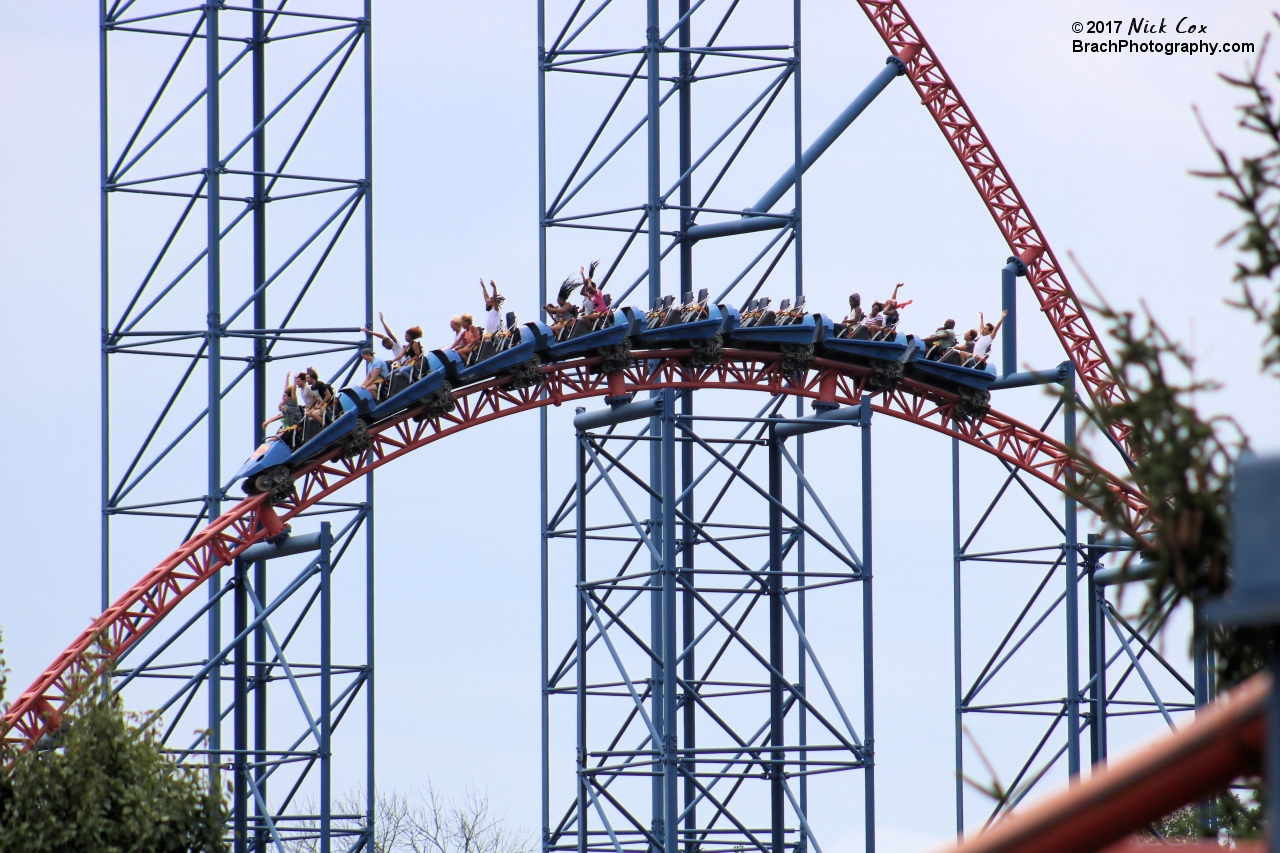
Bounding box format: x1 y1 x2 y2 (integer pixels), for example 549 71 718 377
0 634 227 853
1197 30 1280 377
286 784 534 853
1066 270 1251 680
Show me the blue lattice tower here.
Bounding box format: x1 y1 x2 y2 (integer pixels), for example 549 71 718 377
537 3 903 852
99 2 374 848
950 364 1200 833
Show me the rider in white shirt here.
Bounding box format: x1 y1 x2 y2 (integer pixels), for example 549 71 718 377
971 309 1008 362
481 279 506 335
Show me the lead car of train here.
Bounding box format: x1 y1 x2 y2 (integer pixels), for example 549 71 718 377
235 290 996 498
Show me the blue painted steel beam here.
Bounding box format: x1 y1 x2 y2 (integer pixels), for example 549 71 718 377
862 412 876 853
1001 257 1027 378
687 57 904 242
241 531 324 562
660 388 679 853
1093 562 1157 587
773 397 871 439
988 361 1070 390
205 0 223 783
768 423 785 853
1064 366 1080 778
755 56 903 215
575 397 664 431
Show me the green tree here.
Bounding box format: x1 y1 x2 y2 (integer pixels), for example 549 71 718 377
0 633 228 853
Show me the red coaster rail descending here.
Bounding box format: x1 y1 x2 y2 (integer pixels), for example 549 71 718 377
857 1 1135 459
1 352 1148 750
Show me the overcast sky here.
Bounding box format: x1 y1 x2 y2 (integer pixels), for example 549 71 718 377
2 2 1278 851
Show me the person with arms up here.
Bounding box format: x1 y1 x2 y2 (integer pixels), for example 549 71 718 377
971 310 1008 363
481 279 506 336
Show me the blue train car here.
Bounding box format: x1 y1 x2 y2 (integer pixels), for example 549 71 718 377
725 297 828 372
907 338 997 391
369 350 452 421
636 290 738 367
907 338 995 418
819 331 913 364
430 314 549 390
819 327 917 389
548 306 641 363
730 312 827 347
236 385 374 493
638 293 736 346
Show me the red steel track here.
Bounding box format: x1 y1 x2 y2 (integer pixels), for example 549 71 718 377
2 352 1146 748
857 1 1134 457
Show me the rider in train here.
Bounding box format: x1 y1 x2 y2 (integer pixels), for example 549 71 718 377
359 346 390 396
545 278 581 336
482 279 506 337
361 311 422 369
922 319 957 358
971 310 1008 363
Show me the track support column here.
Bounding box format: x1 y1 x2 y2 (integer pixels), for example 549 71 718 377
320 521 333 853
1000 258 1026 378
679 387 697 853
205 0 224 779
768 423 786 853
1086 536 1107 768
1064 367 1080 779
951 435 963 836
661 388 679 853
234 557 248 853
575 432 588 853
862 404 875 853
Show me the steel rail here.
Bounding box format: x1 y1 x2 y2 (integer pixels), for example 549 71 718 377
856 1 1134 458
2 350 1144 748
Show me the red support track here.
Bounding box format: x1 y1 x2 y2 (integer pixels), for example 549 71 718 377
1 352 1146 748
857 1 1135 458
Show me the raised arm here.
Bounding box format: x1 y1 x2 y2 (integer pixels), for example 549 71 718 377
889 282 904 301
378 312 398 345
361 326 392 346
990 309 1008 338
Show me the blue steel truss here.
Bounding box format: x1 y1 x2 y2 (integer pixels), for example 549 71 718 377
952 364 1202 834
100 1 374 849
537 3 913 853
546 393 874 853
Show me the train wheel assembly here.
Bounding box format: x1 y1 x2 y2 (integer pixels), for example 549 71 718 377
341 419 372 458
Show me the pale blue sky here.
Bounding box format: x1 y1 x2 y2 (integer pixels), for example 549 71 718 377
2 2 1278 851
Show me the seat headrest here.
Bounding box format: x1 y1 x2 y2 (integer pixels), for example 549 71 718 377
758 296 771 308
682 291 692 304
697 288 708 303
653 297 663 310
662 295 675 309
505 311 517 327
746 298 758 311
779 298 791 311
603 293 613 307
